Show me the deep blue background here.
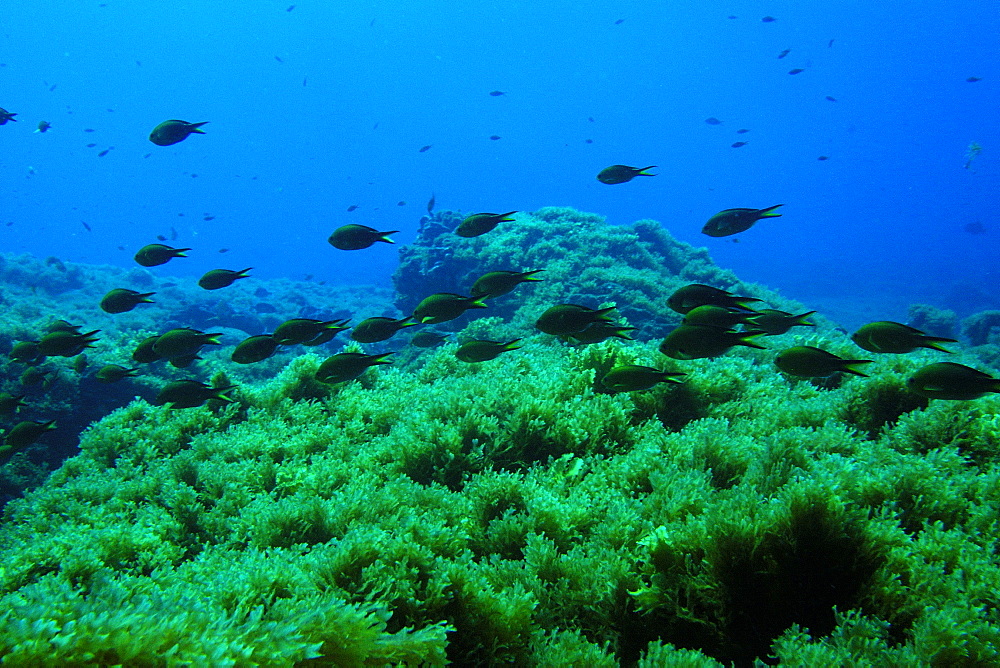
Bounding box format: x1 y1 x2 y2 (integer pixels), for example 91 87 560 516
2 1 997 321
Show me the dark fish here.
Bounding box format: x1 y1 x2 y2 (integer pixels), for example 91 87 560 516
203 215 215 220
775 346 872 377
762 16 776 22
964 221 986 235
134 243 190 267
82 221 91 231
851 321 956 354
702 204 782 237
316 352 393 384
198 268 251 290
72 355 87 374
37 329 100 357
825 96 837 102
585 139 593 144
351 316 416 343
274 55 284 62
659 324 766 360
683 305 757 329
817 155 829 161
788 68 805 75
218 248 229 253
397 201 406 206
287 5 295 11
100 288 155 314
303 77 307 86
597 164 656 184
565 322 636 345
966 77 982 83
232 335 279 364
133 336 162 364
746 309 816 335
95 364 139 383
328 224 397 250
588 117 595 122
828 39 835 47
2 420 56 454
86 143 97 147
0 393 27 417
410 331 448 348
346 205 359 212
9 341 43 364
471 269 543 300
0 107 17 124
149 119 208 146
536 304 616 336
907 362 1000 400
35 121 51 133
489 90 505 96
97 149 109 157
614 19 624 25
601 365 685 393
777 49 790 59
156 234 167 241
156 380 235 409
84 128 95 132
427 193 435 213
153 328 222 359
419 145 432 152
667 284 763 314
736 128 750 134
456 211 517 237
731 141 748 148
489 135 501 140
456 339 521 363
705 117 722 125
414 293 487 324
274 318 350 345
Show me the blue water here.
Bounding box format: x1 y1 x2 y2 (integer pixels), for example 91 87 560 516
2 1 998 319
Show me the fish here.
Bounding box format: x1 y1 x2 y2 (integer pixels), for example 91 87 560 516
470 269 543 300
148 119 208 146
419 145 432 152
774 346 872 377
132 336 163 364
274 319 350 345
100 288 155 314
705 117 723 125
536 304 616 336
0 107 17 124
231 335 279 364
489 135 501 140
82 221 92 231
347 205 359 212
851 321 957 354
95 364 139 383
328 224 398 250
35 121 51 133
600 365 685 393
614 19 624 25
761 16 776 22
397 201 406 206
966 77 982 83
97 149 110 157
907 362 1000 400
564 322 636 345
287 5 295 11
37 329 100 357
788 68 805 75
134 243 190 267
455 339 522 363
456 211 517 238
152 328 222 359
72 355 87 373
410 331 448 348
667 284 763 315
9 341 43 364
736 128 750 134
731 141 748 148
87 143 97 147
745 309 816 335
701 204 783 237
156 380 235 409
777 49 790 59
825 96 837 102
316 352 393 384
350 316 416 343
817 156 829 161
274 55 284 63
2 420 56 457
427 193 435 213
0 393 27 418
413 293 487 324
597 164 656 184
659 324 766 360
683 305 757 329
197 268 252 290
489 90 505 96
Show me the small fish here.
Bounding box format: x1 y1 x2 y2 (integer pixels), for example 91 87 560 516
97 149 109 157
203 215 215 221
427 193 435 213
86 143 97 147
736 128 750 134
231 335 279 364
817 155 829 161
410 331 448 348
346 205 359 212
350 316 416 343
316 352 393 384
303 77 307 86
683 305 757 329
964 221 986 235
585 139 593 144
614 19 624 25
705 117 723 125
134 243 190 267
328 224 397 250
35 121 51 133
601 365 685 393
274 55 284 63
851 321 957 354
9 341 43 364
287 5 295 11
907 362 1000 400
419 144 432 152
489 90 505 96
84 128 95 132
746 309 816 335
218 248 229 253
825 96 837 102
413 293 487 324
667 284 763 314
659 324 766 360
828 39 835 47
153 328 222 360
775 346 872 378
489 135 501 140
82 221 91 231
536 304 616 336
471 269 543 300
0 393 27 417
731 141 748 148
702 204 782 237
72 355 87 374
37 329 100 357
156 380 235 409
149 119 208 146
456 211 517 238
100 288 155 314
762 16 776 22
597 164 656 184
397 201 406 206
456 339 522 364
777 49 790 59
198 268 251 290
274 319 349 346
133 336 161 364
2 420 56 455
95 364 139 383
565 322 636 345
966 77 982 83
788 68 805 75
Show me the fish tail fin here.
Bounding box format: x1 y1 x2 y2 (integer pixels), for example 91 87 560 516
794 310 817 325
841 360 873 377
638 166 657 175
520 269 544 281
504 338 523 351
614 326 637 340
379 231 399 244
737 330 768 349
758 204 784 218
658 371 686 384
922 337 959 353
238 268 253 277
190 122 209 133
500 211 519 220
372 352 395 365
470 298 489 309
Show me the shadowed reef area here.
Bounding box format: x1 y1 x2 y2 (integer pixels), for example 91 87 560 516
2 208 1000 665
